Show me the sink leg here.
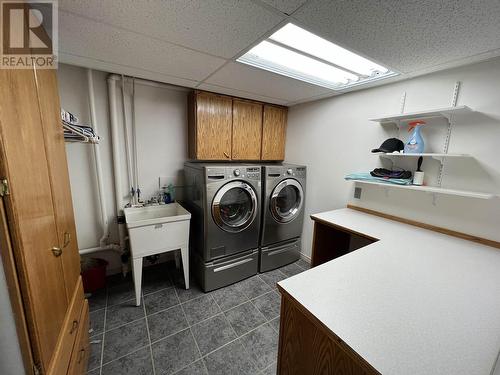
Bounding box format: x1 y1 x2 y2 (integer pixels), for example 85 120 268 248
180 246 189 289
132 257 143 306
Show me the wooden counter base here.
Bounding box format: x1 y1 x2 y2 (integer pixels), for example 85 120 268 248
277 287 380 375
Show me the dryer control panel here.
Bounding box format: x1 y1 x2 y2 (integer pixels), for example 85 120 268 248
294 166 306 178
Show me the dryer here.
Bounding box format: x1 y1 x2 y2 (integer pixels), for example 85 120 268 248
260 164 306 272
183 162 262 291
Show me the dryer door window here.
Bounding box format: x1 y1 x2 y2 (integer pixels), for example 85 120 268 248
270 179 304 223
212 181 258 233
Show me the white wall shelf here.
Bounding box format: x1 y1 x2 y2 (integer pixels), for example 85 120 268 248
369 105 473 124
373 152 471 162
351 179 497 200
373 153 469 157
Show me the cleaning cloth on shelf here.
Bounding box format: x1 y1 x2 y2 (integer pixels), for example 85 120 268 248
345 172 413 185
370 168 412 179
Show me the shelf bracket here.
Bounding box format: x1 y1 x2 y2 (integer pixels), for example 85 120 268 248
431 193 437 206
451 81 460 107
399 91 407 114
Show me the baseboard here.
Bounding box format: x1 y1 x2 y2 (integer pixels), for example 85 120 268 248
299 252 311 264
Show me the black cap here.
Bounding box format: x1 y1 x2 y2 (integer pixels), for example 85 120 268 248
371 138 404 153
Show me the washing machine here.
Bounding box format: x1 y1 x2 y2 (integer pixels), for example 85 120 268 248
260 163 306 272
183 162 261 291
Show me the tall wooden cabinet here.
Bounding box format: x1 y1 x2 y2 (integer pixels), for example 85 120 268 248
188 90 287 161
0 67 88 374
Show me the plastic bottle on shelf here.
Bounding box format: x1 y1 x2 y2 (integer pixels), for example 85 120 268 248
404 120 425 154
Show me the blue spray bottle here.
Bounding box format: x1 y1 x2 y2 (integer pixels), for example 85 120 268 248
404 120 425 154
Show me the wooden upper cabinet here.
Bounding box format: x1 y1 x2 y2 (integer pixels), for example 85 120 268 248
0 68 68 370
188 90 287 161
261 105 287 161
34 67 81 299
232 99 263 160
189 91 232 160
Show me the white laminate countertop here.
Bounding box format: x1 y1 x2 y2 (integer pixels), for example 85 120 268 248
278 208 500 375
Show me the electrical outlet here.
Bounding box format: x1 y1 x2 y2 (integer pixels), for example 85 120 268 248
354 187 362 199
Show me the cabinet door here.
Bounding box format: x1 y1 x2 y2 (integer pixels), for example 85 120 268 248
0 68 68 370
34 67 81 299
232 100 262 160
194 92 232 160
261 105 287 161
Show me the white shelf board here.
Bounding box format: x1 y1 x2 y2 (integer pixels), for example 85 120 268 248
373 152 471 158
350 179 497 199
370 105 473 124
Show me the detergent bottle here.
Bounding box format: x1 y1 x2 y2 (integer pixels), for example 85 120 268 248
404 120 425 153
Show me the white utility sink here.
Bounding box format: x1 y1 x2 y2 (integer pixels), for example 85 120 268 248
124 202 191 306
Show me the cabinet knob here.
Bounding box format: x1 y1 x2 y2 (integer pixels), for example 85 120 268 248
223 152 230 159
51 247 62 257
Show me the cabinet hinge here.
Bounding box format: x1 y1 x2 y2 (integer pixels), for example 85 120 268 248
32 363 41 375
0 178 9 197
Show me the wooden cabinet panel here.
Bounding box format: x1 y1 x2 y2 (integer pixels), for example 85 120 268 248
0 68 68 370
262 105 287 161
278 293 379 375
34 67 81 300
193 92 232 160
232 100 262 160
67 299 90 375
47 278 84 375
0 200 33 373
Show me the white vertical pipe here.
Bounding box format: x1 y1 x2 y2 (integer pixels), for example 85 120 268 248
120 75 135 204
87 69 108 247
107 77 126 250
131 78 140 200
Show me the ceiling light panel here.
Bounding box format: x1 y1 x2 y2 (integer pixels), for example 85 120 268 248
237 23 396 91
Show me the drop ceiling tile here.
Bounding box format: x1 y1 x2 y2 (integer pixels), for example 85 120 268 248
197 83 288 106
59 52 199 89
259 0 308 15
59 11 226 82
204 62 332 103
293 0 500 74
59 0 285 58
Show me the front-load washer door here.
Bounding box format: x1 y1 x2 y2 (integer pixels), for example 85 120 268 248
270 179 304 223
212 180 258 233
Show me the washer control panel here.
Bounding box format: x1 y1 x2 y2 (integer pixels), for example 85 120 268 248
245 167 261 180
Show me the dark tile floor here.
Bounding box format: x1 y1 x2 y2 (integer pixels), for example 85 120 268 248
87 258 311 375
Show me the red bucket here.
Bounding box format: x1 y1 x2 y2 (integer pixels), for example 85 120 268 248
81 258 108 293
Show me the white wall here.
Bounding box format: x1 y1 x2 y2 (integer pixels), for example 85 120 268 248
286 58 500 258
57 64 188 273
